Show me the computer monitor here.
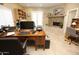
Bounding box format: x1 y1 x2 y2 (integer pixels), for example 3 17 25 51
19 21 35 29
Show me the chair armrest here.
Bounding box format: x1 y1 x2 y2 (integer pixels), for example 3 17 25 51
22 40 27 49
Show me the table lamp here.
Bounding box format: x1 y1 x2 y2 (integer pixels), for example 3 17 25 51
71 22 76 28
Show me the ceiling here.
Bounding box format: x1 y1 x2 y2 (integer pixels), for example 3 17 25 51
20 3 65 8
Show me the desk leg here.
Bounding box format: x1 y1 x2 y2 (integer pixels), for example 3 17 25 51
43 45 45 51
35 47 37 51
35 40 37 51
43 39 45 51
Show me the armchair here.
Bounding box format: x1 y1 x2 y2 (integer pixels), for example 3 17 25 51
0 37 27 55
65 27 79 44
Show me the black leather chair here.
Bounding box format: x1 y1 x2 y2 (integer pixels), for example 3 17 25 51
0 37 27 55
20 21 35 29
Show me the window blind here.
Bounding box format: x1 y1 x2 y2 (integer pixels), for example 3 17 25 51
0 5 14 28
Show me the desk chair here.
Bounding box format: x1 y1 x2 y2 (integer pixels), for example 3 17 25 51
0 37 27 55
18 21 46 50
19 21 35 29
19 21 36 46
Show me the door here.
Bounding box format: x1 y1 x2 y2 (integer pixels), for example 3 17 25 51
31 11 43 27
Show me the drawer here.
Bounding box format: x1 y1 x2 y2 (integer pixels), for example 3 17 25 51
37 36 45 45
29 37 36 40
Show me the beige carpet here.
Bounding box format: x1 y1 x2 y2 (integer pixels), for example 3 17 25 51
26 26 79 55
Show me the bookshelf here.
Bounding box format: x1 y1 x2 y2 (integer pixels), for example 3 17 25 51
14 9 26 20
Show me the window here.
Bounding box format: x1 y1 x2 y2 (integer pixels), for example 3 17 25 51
31 11 43 26
0 5 14 28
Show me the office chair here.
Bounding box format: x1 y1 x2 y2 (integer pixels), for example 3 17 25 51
19 21 36 35
19 21 36 46
20 21 35 29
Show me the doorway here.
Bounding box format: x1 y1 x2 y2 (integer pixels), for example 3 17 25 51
31 11 43 27
67 8 78 27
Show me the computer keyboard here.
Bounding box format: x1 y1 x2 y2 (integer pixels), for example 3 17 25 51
19 32 30 35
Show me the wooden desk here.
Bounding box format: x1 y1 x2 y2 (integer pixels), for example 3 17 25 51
1 30 46 50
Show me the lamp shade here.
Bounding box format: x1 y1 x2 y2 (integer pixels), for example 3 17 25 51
72 22 76 25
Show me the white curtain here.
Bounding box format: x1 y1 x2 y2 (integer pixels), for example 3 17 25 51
31 11 43 27
0 5 14 28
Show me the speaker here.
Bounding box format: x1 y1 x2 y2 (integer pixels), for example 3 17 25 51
45 40 50 49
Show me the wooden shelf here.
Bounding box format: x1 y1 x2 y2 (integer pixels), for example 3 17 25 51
14 9 26 20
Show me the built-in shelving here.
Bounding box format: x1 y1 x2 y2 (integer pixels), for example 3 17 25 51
14 9 26 20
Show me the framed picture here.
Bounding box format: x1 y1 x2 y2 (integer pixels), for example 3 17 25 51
53 7 65 16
